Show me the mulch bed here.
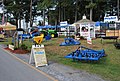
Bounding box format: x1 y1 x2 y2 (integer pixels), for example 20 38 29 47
4 47 30 54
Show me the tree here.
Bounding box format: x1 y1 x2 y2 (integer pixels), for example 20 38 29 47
37 0 55 25
4 0 31 28
94 0 108 21
86 0 96 21
4 0 115 26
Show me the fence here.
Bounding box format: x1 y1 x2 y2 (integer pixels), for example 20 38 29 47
57 32 75 36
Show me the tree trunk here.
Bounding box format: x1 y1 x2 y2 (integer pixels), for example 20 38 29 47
59 6 61 23
30 0 32 27
75 0 78 22
26 22 28 33
43 9 45 25
90 0 93 21
61 7 64 21
63 7 66 21
48 8 50 25
19 18 21 28
90 8 93 21
117 0 119 20
15 18 18 29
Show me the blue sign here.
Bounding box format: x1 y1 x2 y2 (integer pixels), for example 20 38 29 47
104 16 118 22
35 51 44 54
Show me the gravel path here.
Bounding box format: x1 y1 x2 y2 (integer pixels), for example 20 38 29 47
14 54 106 81
1 45 106 81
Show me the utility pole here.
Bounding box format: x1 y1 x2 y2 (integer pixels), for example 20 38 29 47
30 0 32 27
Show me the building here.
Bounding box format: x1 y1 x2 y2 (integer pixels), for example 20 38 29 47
73 15 95 38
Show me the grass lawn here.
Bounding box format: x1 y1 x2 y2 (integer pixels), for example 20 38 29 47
1 37 120 81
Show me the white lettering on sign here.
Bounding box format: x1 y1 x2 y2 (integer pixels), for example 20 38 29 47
60 21 68 26
104 16 118 22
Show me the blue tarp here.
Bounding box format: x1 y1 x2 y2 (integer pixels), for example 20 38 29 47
37 25 54 29
37 25 70 29
95 21 109 27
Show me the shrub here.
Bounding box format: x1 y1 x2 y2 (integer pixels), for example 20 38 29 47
14 46 18 50
80 36 84 39
20 44 28 50
10 42 14 45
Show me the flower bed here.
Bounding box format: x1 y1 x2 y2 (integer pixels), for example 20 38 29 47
4 47 30 54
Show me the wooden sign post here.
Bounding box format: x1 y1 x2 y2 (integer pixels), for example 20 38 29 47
29 45 48 67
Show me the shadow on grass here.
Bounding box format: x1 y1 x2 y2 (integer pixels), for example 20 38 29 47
67 57 108 65
102 41 117 45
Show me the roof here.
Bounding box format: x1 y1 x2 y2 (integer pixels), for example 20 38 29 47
74 19 95 24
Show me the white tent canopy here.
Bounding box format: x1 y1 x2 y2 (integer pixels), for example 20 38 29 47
0 22 16 30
